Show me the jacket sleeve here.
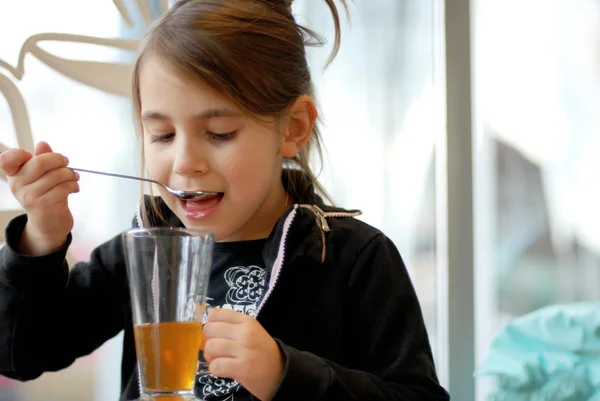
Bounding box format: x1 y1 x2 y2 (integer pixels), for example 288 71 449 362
272 233 450 401
0 214 127 380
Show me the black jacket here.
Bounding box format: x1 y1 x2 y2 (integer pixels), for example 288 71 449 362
0 173 450 400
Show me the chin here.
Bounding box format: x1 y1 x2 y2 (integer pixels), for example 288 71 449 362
179 218 222 240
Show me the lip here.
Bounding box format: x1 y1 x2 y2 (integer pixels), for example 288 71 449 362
180 193 223 221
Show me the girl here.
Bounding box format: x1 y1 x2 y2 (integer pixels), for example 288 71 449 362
0 1 450 400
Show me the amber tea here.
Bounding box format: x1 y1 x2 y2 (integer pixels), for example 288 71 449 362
134 321 204 392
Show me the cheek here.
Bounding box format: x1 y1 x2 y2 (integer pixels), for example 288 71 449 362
144 151 170 179
219 147 279 195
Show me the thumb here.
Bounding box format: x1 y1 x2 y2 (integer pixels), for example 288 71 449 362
35 141 53 156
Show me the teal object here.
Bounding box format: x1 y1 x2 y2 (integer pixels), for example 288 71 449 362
475 302 600 401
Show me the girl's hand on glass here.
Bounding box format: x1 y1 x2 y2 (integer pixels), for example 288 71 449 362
202 308 285 401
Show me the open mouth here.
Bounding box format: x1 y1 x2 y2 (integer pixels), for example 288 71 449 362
180 193 224 220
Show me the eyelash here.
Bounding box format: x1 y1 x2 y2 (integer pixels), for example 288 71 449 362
149 131 237 144
207 131 237 141
149 133 174 143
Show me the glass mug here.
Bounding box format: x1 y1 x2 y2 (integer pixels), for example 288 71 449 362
122 227 214 401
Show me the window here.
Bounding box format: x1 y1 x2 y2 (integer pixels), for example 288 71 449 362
474 0 600 400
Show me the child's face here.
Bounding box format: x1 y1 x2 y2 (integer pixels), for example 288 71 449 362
139 57 290 241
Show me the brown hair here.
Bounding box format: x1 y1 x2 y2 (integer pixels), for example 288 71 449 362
131 0 348 226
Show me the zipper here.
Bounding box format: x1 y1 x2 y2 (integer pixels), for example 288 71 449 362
300 204 363 221
134 198 146 396
132 198 143 395
255 204 362 316
300 205 362 262
135 198 144 228
254 206 299 318
311 205 331 232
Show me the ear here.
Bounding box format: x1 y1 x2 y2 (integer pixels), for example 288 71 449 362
279 94 318 158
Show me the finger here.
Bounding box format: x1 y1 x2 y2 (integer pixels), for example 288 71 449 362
35 141 53 156
0 148 33 176
207 308 249 324
16 153 70 186
203 338 239 362
20 167 79 202
202 321 239 341
208 357 240 379
35 180 80 205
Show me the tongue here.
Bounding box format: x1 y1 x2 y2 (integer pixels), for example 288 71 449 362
185 195 221 211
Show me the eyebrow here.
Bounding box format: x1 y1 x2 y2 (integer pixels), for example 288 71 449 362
141 108 241 121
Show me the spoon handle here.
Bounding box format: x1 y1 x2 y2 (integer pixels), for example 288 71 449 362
71 167 161 187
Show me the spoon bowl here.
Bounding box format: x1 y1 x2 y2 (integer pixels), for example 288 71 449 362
70 167 221 200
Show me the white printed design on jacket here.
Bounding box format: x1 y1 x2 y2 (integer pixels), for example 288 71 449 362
198 265 267 399
223 265 266 317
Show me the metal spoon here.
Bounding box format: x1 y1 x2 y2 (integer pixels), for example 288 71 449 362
70 167 221 200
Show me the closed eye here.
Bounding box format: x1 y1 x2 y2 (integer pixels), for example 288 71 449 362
149 133 174 143
207 131 237 141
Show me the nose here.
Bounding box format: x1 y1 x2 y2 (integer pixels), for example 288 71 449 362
172 135 209 177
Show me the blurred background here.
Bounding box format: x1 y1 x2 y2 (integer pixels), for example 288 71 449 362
1 0 600 400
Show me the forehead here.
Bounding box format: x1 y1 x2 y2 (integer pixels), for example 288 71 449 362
138 56 236 114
